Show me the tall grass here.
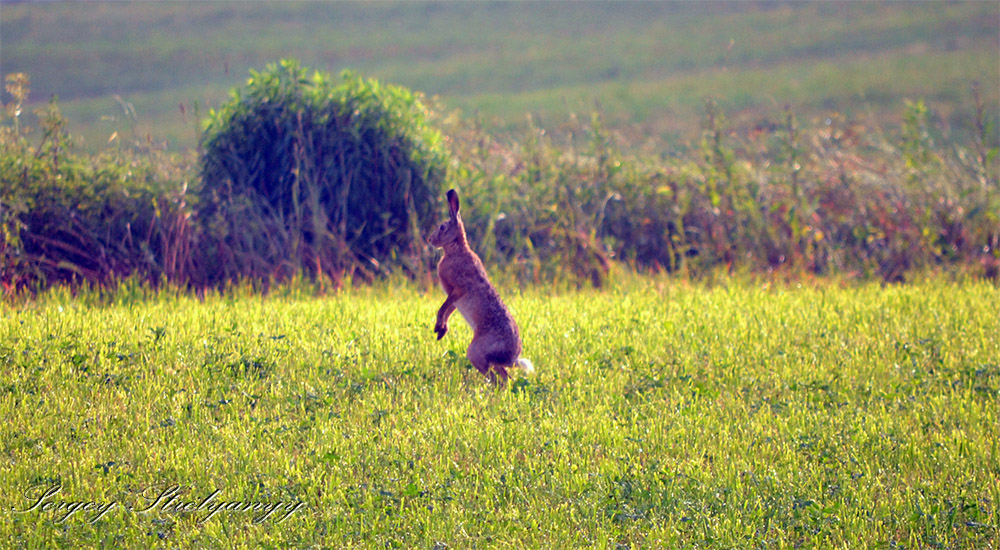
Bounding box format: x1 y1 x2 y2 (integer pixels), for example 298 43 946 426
444 90 999 285
2 71 998 293
1 74 194 292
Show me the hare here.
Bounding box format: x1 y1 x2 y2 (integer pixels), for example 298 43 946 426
428 189 534 384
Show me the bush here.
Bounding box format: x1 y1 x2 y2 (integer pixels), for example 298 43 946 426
1 74 193 292
196 60 448 287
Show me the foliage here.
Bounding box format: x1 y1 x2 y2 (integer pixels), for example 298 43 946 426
1 74 194 292
1 280 997 547
442 88 999 285
3 69 998 292
197 60 448 287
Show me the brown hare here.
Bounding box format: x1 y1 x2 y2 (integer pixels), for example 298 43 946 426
428 189 534 384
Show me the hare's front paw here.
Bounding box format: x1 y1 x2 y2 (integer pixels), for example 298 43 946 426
434 323 448 340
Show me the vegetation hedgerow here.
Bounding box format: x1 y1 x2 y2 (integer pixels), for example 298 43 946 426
443 93 999 285
1 73 193 292
2 68 998 293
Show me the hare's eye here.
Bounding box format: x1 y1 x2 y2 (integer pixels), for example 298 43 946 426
439 224 446 231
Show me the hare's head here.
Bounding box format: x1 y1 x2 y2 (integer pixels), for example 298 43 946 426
428 189 466 248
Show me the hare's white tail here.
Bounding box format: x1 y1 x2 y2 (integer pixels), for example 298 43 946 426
515 357 535 374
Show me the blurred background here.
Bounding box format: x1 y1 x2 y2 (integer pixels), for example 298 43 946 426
3 1 997 151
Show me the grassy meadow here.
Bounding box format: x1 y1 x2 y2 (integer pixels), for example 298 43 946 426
1 279 998 548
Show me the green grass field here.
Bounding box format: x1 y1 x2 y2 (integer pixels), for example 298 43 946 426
2 2 997 150
2 279 997 548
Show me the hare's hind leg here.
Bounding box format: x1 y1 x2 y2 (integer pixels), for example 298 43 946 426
467 338 509 384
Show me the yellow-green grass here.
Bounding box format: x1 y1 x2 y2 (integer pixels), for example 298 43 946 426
1 279 997 548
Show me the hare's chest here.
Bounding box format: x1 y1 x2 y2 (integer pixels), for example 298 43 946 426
437 277 477 331
455 298 477 332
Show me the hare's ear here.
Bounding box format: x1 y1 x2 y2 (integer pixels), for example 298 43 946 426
447 189 460 219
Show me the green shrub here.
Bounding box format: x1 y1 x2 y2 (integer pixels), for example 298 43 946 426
1 74 193 292
196 60 448 287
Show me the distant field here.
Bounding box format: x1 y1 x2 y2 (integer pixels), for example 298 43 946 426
2 1 997 150
1 280 997 548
